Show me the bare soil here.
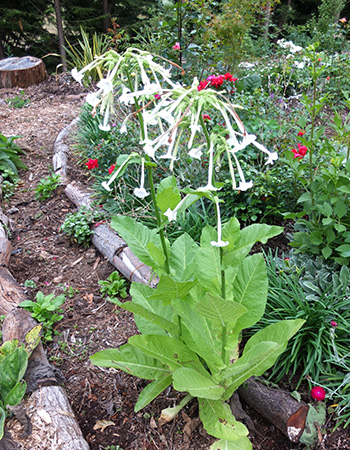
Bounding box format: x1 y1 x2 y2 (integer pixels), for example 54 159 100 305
1 76 350 450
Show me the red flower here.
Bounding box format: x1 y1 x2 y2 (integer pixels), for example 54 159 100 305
108 164 116 174
311 386 326 401
85 158 98 170
202 114 211 122
297 130 305 136
211 75 224 87
224 73 238 82
292 143 308 159
197 80 209 91
331 320 338 327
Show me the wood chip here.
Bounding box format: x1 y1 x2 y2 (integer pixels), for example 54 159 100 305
71 256 83 266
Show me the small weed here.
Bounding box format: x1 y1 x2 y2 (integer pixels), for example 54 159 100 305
19 292 65 342
24 279 37 289
98 271 128 300
63 284 79 298
6 91 30 108
35 173 61 201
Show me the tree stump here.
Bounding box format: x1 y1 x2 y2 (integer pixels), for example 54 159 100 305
0 57 47 89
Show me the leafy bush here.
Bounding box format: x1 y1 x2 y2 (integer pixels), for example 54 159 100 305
60 206 105 246
250 251 350 386
0 133 27 181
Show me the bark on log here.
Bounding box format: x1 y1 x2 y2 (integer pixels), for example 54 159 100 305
0 213 90 449
238 377 309 443
0 57 47 89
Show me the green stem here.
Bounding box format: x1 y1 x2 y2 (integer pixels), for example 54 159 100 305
126 68 170 274
220 241 227 364
146 162 170 274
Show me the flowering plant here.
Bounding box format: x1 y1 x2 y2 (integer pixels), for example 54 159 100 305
73 48 305 449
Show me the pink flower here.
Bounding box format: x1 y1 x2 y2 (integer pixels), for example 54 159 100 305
202 114 211 122
85 158 98 170
292 143 308 159
331 320 338 327
154 94 161 100
172 42 181 50
311 386 326 401
340 17 347 23
108 164 116 174
206 75 216 81
297 130 305 136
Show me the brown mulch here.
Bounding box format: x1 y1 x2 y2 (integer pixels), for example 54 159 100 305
1 75 350 450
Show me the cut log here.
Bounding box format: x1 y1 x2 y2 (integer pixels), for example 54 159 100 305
0 212 90 449
0 57 47 89
237 377 309 443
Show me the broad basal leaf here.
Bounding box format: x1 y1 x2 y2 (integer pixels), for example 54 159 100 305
230 253 268 333
0 347 28 400
195 293 247 328
223 223 283 267
173 367 224 400
129 282 176 336
169 233 198 281
199 398 249 441
150 274 197 304
90 344 169 380
129 334 208 376
210 438 252 450
222 319 305 400
172 299 225 374
135 374 173 412
110 215 164 271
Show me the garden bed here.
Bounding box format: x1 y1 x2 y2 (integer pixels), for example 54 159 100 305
1 76 350 450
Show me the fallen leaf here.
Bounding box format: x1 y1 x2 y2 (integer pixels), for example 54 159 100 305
93 420 115 432
150 416 157 429
84 293 94 303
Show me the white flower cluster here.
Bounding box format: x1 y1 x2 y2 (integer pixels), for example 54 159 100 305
72 49 279 247
277 39 303 54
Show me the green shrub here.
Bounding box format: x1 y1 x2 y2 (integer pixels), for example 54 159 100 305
0 133 27 181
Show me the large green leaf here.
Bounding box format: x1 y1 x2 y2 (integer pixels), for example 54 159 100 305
129 282 175 336
129 334 208 376
110 215 164 271
172 299 225 374
150 274 197 304
4 381 27 407
222 319 305 400
169 233 198 281
199 399 249 441
172 367 224 400
243 319 305 354
90 344 169 380
195 226 222 295
230 254 268 333
0 407 5 440
0 347 28 401
221 342 279 400
223 223 283 267
195 293 247 328
135 375 173 412
210 439 252 450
